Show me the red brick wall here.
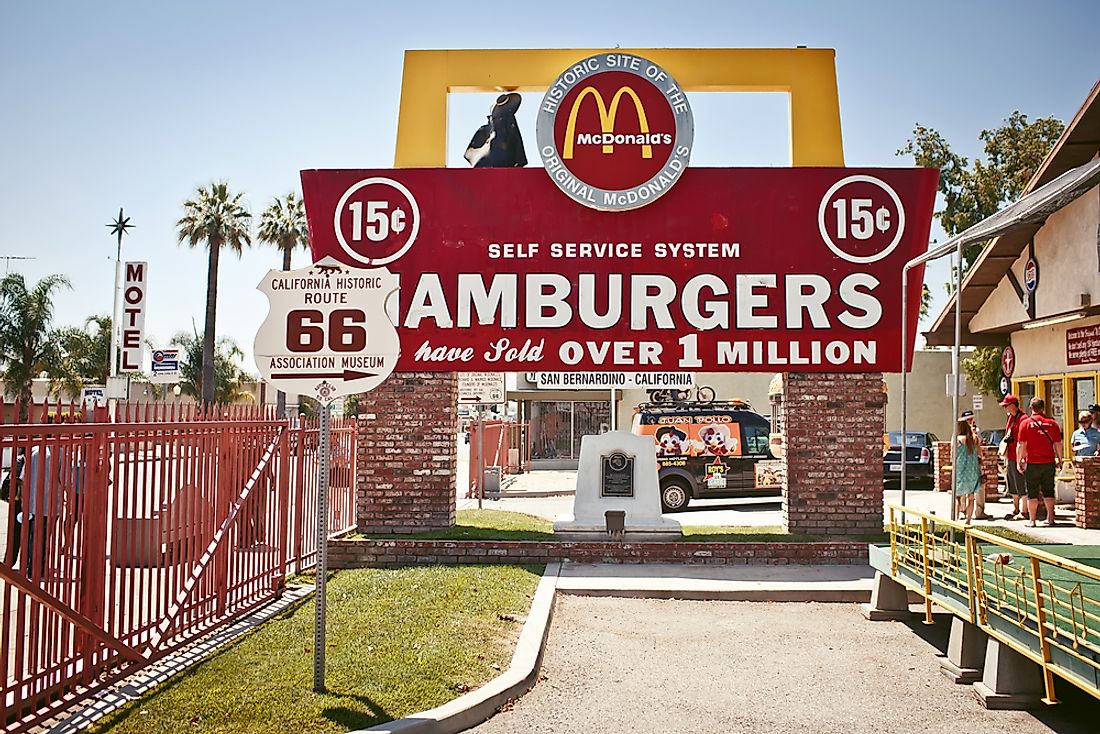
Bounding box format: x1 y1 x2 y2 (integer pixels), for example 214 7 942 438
979 446 1000 500
934 442 1001 499
355 372 457 533
328 538 870 568
1074 456 1100 529
934 441 951 492
782 373 884 537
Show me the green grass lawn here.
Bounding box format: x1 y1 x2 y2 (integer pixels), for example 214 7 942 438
91 565 542 734
357 509 888 543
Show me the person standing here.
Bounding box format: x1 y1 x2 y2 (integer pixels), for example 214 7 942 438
1000 395 1027 520
1071 410 1100 456
1017 397 1063 528
959 409 992 520
953 419 982 523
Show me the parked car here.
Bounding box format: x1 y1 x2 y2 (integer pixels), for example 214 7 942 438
631 400 777 512
883 431 938 487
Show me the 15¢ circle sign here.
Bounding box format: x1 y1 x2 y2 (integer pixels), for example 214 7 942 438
818 175 906 264
536 53 694 211
333 177 420 266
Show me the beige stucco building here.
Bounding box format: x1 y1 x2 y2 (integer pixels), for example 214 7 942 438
926 79 1100 452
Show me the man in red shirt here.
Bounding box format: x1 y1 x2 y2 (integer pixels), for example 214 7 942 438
1017 397 1063 528
1000 394 1027 520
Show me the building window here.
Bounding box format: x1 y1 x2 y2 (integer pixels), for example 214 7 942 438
529 400 610 461
1073 376 1097 418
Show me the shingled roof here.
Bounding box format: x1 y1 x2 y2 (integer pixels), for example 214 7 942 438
924 79 1100 346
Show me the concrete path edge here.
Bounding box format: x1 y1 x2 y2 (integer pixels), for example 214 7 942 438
355 562 562 734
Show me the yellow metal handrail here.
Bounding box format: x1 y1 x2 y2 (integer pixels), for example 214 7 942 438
885 504 1100 704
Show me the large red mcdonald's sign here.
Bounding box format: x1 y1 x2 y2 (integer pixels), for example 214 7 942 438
300 167 937 374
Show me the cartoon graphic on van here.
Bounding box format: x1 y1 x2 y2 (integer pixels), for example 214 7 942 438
654 426 688 457
699 424 738 456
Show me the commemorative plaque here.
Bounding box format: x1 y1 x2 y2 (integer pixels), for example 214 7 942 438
601 451 635 498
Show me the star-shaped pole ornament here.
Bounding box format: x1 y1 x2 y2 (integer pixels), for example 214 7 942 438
107 207 134 260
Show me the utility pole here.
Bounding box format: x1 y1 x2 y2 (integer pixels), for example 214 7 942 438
106 209 135 380
0 255 35 274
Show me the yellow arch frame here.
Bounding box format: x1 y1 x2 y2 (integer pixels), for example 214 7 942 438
395 48 844 169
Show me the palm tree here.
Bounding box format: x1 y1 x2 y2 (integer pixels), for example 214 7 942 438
0 273 71 422
176 182 252 405
171 330 256 405
257 192 310 417
51 314 113 397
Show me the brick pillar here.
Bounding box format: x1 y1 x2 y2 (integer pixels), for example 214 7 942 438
933 441 951 492
1074 456 1100 529
782 372 884 537
355 372 457 533
979 446 1000 501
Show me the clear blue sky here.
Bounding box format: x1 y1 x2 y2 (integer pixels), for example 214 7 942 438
2 1 1097 374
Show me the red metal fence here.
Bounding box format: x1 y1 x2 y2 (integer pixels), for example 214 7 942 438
0 400 357 732
466 420 529 498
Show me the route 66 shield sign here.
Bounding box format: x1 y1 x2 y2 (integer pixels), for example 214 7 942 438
254 256 400 405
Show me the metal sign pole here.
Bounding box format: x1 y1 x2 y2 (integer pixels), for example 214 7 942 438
313 407 330 693
477 416 484 510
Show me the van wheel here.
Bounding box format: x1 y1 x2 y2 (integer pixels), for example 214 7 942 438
660 480 691 512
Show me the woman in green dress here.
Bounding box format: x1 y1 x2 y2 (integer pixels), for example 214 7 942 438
954 419 982 523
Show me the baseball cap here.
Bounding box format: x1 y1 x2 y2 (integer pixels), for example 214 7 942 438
1090 404 1100 413
999 394 1020 406
960 409 975 419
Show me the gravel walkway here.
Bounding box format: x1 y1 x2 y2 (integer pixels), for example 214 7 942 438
473 597 1097 734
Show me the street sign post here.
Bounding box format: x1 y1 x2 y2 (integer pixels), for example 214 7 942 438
254 255 399 693
458 372 505 405
458 373 505 510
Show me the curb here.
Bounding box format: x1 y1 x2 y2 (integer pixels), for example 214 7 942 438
556 587 876 603
496 490 575 498
354 562 561 734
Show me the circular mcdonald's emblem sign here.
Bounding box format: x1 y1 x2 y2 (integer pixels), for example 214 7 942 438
536 53 694 211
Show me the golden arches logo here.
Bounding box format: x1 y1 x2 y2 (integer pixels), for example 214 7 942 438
562 86 652 160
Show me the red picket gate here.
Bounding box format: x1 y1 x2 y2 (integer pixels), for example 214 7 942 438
0 400 357 732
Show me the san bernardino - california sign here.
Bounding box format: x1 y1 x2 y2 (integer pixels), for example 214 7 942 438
536 53 694 211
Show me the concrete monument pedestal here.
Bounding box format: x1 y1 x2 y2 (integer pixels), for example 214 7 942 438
553 431 681 541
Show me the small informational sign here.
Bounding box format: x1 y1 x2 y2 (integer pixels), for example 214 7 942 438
80 385 107 408
972 395 983 412
705 457 727 489
120 262 147 372
1024 258 1039 292
458 372 505 404
1067 324 1100 366
1001 345 1015 378
945 373 968 396
600 451 635 498
254 256 400 405
149 348 181 384
534 372 694 390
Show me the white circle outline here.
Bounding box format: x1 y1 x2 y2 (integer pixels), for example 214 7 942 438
535 54 694 212
817 175 906 264
333 177 420 266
